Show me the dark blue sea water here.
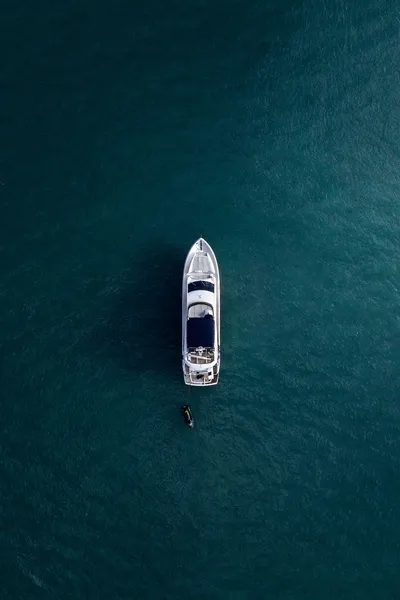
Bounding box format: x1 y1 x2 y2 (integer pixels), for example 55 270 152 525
1 1 400 598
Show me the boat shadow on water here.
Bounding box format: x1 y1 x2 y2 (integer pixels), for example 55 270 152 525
89 244 182 379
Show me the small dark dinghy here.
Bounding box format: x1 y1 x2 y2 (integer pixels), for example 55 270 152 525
181 405 194 428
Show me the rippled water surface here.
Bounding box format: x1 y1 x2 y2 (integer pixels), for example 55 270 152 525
1 1 400 598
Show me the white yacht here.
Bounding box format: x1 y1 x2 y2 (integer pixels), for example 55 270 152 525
182 238 220 386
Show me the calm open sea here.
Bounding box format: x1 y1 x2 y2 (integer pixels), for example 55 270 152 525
1 0 400 598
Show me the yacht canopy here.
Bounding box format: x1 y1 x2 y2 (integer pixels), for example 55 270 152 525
187 317 215 348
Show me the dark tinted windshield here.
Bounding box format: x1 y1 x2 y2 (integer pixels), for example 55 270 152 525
188 281 214 293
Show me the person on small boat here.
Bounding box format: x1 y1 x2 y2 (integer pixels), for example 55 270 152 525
181 405 194 428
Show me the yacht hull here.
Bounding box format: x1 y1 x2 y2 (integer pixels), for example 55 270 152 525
182 238 220 386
